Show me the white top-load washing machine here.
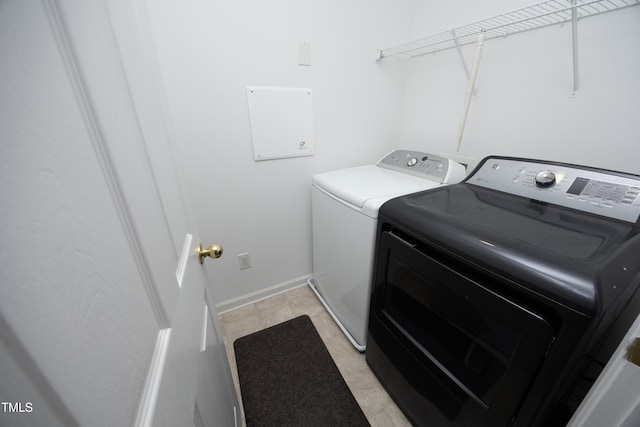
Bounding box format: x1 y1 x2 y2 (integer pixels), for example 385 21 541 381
309 150 466 351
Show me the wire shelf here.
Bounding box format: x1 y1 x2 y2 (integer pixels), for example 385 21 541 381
378 0 639 60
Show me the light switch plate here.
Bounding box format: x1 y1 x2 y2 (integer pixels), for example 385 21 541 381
297 40 311 66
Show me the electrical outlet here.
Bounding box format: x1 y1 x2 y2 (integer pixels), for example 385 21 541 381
238 252 251 270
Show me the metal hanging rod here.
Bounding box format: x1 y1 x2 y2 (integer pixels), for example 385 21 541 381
378 0 639 60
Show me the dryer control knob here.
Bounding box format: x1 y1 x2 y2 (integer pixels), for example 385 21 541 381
534 170 556 188
407 158 418 167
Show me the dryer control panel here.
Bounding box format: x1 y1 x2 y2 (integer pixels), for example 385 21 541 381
468 156 640 223
378 150 466 184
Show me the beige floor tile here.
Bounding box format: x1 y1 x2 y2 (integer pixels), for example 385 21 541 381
222 308 263 343
286 285 326 317
324 333 366 378
368 401 413 427
220 284 409 427
258 301 297 328
345 365 393 418
309 310 343 342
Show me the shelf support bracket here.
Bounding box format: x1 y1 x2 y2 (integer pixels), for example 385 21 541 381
571 0 579 95
451 29 471 80
456 33 485 152
452 29 478 96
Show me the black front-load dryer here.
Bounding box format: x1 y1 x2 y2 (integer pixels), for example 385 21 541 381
366 156 640 427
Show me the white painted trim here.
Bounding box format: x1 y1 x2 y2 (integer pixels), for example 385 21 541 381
200 303 208 353
215 275 311 314
175 234 193 288
134 328 171 427
41 0 169 328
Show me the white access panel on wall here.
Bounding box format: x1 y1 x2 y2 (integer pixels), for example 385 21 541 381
246 86 314 161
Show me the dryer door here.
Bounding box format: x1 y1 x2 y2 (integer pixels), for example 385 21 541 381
367 229 555 427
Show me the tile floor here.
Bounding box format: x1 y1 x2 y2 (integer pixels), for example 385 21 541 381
219 284 412 426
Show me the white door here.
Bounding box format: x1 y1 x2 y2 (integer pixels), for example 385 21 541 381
0 1 237 426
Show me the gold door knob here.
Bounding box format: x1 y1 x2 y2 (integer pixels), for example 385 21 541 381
197 243 223 264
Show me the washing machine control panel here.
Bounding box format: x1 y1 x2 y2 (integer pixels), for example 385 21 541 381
378 150 463 183
469 156 640 223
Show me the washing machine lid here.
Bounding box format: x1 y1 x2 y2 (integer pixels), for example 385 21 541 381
313 165 441 210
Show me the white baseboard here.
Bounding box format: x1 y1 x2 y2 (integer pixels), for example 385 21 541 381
215 274 311 314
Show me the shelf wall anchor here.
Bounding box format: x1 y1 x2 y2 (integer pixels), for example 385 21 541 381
451 29 471 80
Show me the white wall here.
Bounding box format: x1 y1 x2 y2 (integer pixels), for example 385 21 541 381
145 0 639 306
399 1 640 175
145 0 416 304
